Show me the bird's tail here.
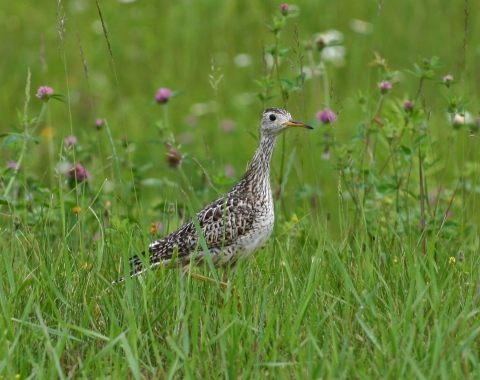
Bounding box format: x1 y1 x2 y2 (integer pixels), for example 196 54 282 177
112 245 176 284
112 252 150 284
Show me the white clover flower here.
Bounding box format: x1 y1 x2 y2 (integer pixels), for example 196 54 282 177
234 54 252 67
321 46 346 67
450 111 474 127
349 19 373 35
314 30 346 67
314 29 344 47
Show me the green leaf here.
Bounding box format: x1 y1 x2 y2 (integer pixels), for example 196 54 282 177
141 178 168 187
50 94 66 102
278 47 291 58
424 69 435 79
293 74 305 91
413 134 427 149
263 21 274 33
429 56 444 68
263 44 275 55
1 133 23 150
399 145 412 156
377 183 397 195
280 78 294 90
0 196 13 205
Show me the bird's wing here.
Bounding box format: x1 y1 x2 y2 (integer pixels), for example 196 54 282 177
117 195 255 281
196 194 256 248
149 195 256 257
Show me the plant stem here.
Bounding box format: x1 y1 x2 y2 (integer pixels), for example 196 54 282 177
3 101 49 198
274 33 287 108
307 50 321 106
272 32 289 202
322 60 329 108
104 119 123 187
418 143 427 255
163 104 169 129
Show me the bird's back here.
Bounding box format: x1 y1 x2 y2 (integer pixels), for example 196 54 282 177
122 190 261 281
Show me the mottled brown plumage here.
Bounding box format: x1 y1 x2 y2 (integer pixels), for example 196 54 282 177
114 108 312 284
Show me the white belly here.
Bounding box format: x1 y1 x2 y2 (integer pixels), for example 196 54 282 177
240 216 275 258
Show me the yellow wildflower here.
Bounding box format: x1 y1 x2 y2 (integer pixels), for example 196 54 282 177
40 126 55 141
449 256 456 264
72 206 82 214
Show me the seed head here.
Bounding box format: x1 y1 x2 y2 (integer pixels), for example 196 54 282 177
404 100 414 112
36 86 54 101
95 118 104 129
280 4 290 16
121 136 130 148
67 163 90 182
379 80 393 94
155 88 172 104
64 135 77 148
166 148 182 168
443 74 453 87
7 161 19 171
316 108 337 124
224 165 236 178
315 36 327 51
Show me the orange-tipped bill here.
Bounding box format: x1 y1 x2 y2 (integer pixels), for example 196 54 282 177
283 119 313 129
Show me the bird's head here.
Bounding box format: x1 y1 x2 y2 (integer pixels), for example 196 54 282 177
259 108 313 135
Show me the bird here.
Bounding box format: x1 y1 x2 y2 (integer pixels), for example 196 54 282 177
114 108 312 286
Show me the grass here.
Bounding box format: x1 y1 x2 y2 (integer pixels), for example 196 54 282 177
2 213 480 378
1 0 480 378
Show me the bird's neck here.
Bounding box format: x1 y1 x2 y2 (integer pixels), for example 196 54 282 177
233 133 278 196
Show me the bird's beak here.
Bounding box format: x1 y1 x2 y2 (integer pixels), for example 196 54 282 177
283 119 313 129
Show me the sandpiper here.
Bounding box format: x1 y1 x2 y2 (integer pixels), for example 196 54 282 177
115 108 312 286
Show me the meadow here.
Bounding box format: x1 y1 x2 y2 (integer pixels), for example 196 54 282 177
1 0 480 378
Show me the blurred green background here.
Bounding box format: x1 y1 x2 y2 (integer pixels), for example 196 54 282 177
1 0 480 228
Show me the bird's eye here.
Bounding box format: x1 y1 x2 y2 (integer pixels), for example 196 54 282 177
269 114 276 121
